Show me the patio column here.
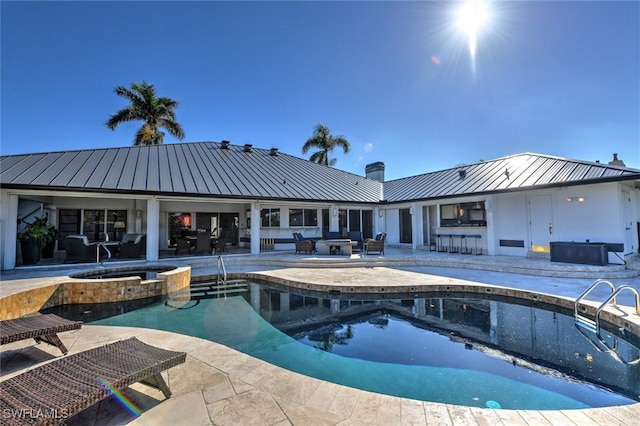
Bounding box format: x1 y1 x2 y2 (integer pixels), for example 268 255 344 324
250 203 260 254
411 202 420 249
146 197 160 261
330 205 339 232
485 196 495 255
373 207 380 235
2 192 19 270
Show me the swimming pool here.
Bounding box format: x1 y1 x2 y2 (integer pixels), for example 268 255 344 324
46 280 640 410
70 266 176 280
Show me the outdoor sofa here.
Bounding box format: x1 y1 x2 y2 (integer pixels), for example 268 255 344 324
118 233 146 259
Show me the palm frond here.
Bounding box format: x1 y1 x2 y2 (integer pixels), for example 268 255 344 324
302 123 350 166
107 81 185 145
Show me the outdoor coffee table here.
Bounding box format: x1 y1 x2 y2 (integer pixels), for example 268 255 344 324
316 239 357 255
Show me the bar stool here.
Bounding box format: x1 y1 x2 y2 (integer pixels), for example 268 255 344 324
448 235 459 253
460 235 472 254
436 234 448 252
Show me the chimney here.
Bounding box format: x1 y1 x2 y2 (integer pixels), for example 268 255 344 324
365 161 385 182
269 147 279 157
608 153 626 167
243 144 253 153
220 140 230 150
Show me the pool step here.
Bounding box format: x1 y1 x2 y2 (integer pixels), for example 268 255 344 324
190 280 248 299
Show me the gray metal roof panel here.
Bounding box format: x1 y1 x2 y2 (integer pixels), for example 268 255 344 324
131 148 149 191
102 149 129 189
383 153 640 202
3 148 637 203
49 151 84 187
118 149 139 190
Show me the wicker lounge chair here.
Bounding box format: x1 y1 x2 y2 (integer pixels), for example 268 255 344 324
0 337 186 426
0 314 82 355
364 232 387 255
292 232 315 254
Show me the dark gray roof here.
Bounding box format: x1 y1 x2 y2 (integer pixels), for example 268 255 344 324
382 153 640 202
0 142 382 203
2 146 638 205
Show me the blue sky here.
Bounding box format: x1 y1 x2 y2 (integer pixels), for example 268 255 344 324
1 1 639 180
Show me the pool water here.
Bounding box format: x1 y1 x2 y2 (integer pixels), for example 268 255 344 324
56 281 640 410
70 266 174 280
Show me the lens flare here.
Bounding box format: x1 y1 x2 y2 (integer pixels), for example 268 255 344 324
97 377 142 417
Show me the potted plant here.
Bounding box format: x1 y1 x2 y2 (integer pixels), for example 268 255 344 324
19 215 56 264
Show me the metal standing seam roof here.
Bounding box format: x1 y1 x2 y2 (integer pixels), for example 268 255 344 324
382 153 640 203
0 142 383 203
2 146 638 204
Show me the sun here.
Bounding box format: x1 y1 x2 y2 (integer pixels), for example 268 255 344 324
456 0 491 68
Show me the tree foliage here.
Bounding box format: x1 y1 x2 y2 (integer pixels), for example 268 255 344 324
105 81 185 145
302 123 351 167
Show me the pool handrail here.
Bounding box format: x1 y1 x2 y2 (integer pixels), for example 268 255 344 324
217 255 227 285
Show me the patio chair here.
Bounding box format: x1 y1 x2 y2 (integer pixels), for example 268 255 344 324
175 237 192 255
293 233 315 255
364 232 387 255
347 231 363 252
324 231 341 240
213 236 228 253
63 235 93 263
119 234 146 259
194 232 212 255
0 314 82 355
0 337 186 426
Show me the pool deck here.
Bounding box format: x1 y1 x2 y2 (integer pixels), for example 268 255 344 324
2 249 640 425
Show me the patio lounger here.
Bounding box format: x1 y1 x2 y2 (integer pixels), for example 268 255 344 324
292 232 315 254
0 337 186 426
0 314 83 355
364 232 387 255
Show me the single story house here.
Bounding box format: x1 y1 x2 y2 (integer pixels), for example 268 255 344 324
1 141 639 270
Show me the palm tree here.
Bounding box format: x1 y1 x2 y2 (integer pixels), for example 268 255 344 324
105 81 185 145
302 123 351 166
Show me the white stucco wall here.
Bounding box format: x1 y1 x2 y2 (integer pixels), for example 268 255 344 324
492 194 528 256
553 183 620 243
385 208 400 245
490 182 639 258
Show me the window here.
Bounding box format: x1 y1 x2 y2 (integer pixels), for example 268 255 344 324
440 202 486 227
399 208 412 243
289 208 318 227
261 208 280 227
348 210 361 232
81 209 127 242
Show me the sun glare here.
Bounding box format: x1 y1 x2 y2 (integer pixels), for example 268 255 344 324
456 0 491 73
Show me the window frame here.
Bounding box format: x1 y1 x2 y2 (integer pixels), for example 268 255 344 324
261 208 280 228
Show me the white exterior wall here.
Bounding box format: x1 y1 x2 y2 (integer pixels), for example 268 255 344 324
490 182 640 258
492 194 528 256
553 184 619 243
385 208 400 244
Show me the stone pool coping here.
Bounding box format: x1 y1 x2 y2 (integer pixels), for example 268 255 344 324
0 265 190 320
